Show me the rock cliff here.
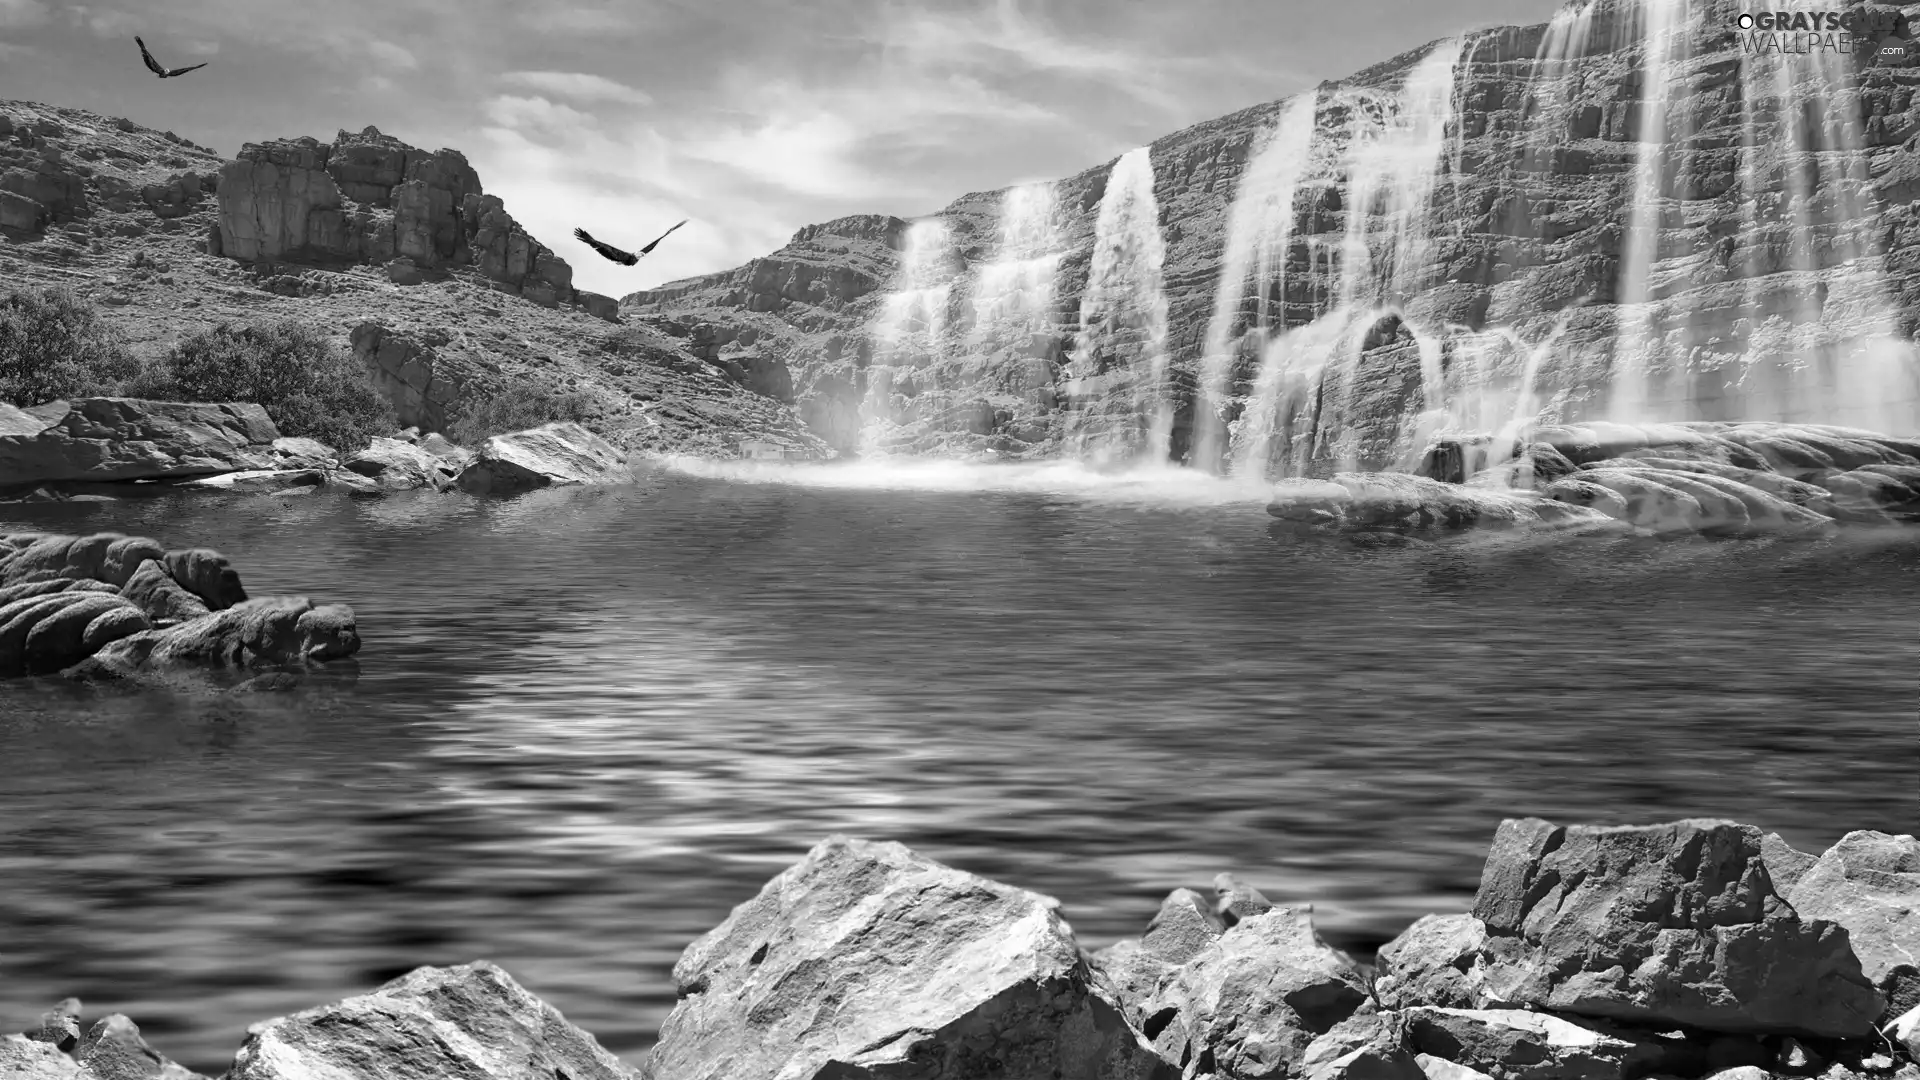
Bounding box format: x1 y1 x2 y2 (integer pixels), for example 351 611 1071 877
623 0 1920 470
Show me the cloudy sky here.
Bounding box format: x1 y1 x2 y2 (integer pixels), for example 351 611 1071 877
0 0 1563 298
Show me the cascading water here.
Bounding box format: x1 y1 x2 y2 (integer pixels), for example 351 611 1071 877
1609 0 1691 423
1063 146 1171 465
1191 92 1320 473
971 182 1064 335
1232 40 1462 479
1727 0 1919 431
861 218 956 455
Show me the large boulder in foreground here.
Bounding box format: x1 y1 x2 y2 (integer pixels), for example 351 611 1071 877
1472 817 1884 1037
1142 906 1371 1079
643 836 1169 1080
73 1014 205 1080
1784 831 1920 1020
453 421 632 495
225 962 628 1080
0 398 279 485
1374 913 1491 1011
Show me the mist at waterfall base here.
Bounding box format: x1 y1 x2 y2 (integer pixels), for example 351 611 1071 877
3 475 1917 1072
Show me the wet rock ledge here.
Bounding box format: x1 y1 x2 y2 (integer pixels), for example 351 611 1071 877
8 818 1918 1080
0 531 357 681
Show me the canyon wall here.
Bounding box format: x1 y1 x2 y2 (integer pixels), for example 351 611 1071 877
622 0 1920 474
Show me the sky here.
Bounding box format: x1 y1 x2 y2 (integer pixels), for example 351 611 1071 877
0 0 1566 299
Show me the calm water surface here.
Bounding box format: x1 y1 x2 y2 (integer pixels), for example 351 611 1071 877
1 459 1914 1074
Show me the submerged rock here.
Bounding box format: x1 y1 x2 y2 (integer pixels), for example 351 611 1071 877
453 421 632 495
225 962 627 1080
643 835 1168 1080
1471 817 1884 1037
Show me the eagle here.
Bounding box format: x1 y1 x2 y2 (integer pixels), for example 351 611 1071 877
136 37 208 78
573 220 687 266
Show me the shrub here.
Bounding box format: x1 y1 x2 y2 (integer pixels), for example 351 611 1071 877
0 286 142 406
131 320 396 451
445 384 599 447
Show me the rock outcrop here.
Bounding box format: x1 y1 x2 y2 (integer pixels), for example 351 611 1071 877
642 836 1168 1080
452 421 633 495
214 126 592 314
0 398 279 485
0 531 358 682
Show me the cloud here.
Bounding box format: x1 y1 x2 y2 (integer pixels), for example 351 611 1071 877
500 70 653 106
366 39 418 70
0 0 45 29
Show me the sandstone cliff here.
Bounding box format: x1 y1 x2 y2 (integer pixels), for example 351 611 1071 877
622 0 1920 471
0 101 827 460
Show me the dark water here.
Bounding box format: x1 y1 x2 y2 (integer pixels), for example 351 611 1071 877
1 459 1915 1075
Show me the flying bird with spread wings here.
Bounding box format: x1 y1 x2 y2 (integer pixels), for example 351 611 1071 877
136 37 208 78
574 220 687 266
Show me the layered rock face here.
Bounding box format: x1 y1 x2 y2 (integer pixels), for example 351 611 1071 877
624 0 1920 468
215 126 596 312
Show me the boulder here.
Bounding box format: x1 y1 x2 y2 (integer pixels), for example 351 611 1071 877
66 596 359 679
215 137 345 262
119 559 212 627
0 591 151 676
343 436 457 490
224 962 626 1080
453 422 632 495
1375 913 1490 1010
0 533 165 587
1764 833 1822 894
161 549 247 610
1784 831 1920 1019
1301 1010 1425 1080
0 578 120 608
268 437 339 468
0 1035 82 1080
643 836 1170 1080
0 399 279 485
24 999 82 1052
1399 1007 1657 1080
1214 872 1278 928
1094 888 1228 1028
1144 906 1370 1079
1471 817 1884 1037
74 1014 205 1080
577 290 621 322
385 256 424 285
1885 1004 1919 1062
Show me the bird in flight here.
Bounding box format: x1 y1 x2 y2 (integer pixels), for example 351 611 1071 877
574 221 687 266
136 37 208 79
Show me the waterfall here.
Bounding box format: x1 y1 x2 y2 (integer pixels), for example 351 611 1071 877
971 182 1064 335
862 218 956 456
1728 0 1920 432
1064 146 1171 465
1191 92 1320 473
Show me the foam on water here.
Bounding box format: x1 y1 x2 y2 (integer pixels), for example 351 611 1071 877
656 455 1272 505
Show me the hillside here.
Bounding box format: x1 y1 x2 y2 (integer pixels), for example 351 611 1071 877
0 100 828 460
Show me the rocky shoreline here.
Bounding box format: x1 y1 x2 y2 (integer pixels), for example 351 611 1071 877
1270 421 1920 539
0 397 635 502
7 818 1914 1080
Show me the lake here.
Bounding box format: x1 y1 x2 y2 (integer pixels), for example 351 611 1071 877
1 458 1914 1074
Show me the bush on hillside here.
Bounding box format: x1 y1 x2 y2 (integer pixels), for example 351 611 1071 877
0 287 142 407
445 384 599 447
128 320 396 451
